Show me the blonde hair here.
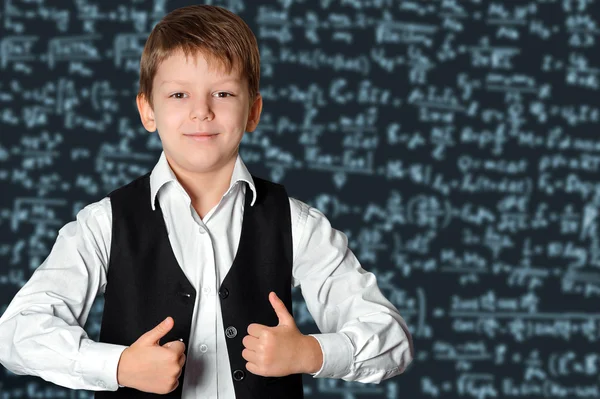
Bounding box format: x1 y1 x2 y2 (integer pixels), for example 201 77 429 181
137 4 260 109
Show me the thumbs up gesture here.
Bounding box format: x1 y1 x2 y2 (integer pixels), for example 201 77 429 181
242 292 323 377
116 317 186 394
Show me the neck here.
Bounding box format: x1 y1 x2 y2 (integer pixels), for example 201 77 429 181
167 153 238 217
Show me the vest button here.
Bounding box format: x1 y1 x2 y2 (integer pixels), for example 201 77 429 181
233 369 245 381
225 326 237 338
219 287 229 299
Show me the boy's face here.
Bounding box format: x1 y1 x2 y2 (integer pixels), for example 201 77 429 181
136 48 262 176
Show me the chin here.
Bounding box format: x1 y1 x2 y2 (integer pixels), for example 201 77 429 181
166 148 233 173
186 157 226 172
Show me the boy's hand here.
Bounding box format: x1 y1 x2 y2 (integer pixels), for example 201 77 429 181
116 317 186 394
242 292 323 377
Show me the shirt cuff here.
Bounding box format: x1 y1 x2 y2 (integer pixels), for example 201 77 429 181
76 338 128 391
307 333 353 379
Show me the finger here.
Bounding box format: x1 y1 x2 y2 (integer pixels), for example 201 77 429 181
241 348 257 363
245 361 261 376
163 340 186 354
269 292 294 325
178 353 186 368
169 379 179 393
242 334 260 350
247 323 266 338
138 317 174 346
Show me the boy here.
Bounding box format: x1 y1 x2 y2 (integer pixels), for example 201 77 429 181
0 4 413 398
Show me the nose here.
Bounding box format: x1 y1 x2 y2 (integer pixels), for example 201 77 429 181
190 98 214 121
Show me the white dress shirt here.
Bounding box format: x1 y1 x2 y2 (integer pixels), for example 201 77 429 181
0 151 413 397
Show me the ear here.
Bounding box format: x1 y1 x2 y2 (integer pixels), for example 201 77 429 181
245 93 263 133
136 93 157 132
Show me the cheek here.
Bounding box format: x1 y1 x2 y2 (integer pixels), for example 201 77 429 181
226 105 249 124
210 104 245 125
156 103 188 127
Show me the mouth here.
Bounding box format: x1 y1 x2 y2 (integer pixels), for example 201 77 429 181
184 132 219 142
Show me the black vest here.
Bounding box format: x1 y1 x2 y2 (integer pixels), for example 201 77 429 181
95 173 304 398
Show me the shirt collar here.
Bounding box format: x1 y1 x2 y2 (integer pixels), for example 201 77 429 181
149 151 257 211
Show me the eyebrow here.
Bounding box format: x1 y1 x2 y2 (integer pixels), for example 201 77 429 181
160 78 241 86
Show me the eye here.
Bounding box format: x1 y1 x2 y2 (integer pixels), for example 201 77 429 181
169 92 188 99
214 92 234 98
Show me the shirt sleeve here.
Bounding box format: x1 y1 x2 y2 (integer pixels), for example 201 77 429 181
0 197 127 391
289 197 414 384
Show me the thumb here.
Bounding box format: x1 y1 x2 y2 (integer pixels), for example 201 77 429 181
269 292 294 326
137 316 174 346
